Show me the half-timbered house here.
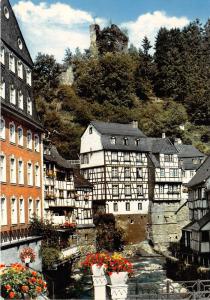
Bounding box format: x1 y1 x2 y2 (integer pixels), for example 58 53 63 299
182 157 210 266
80 121 149 243
44 144 95 249
175 140 206 203
80 121 184 244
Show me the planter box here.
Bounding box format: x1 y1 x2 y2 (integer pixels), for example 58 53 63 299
110 272 128 285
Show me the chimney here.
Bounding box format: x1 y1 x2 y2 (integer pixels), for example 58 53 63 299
131 120 138 129
162 132 166 139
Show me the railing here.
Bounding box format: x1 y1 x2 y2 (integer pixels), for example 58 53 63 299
1 228 33 245
127 279 210 299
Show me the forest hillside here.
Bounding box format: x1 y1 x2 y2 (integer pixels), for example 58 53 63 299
33 19 210 159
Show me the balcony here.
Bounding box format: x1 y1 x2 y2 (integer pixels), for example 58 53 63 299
49 198 75 207
60 245 79 259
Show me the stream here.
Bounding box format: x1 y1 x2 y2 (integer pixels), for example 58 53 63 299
57 256 168 299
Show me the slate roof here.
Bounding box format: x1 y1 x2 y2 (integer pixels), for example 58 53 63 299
92 121 177 154
44 146 76 169
188 156 210 187
175 144 205 158
175 144 206 170
91 121 146 137
73 170 93 188
1 0 33 66
183 212 210 231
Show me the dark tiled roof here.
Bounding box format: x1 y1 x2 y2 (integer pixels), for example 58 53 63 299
73 170 93 188
175 144 206 170
92 121 177 154
175 144 205 158
44 145 76 169
91 121 146 137
184 212 210 231
188 156 210 187
1 0 33 66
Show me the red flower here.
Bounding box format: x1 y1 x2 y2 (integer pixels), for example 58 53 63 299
31 271 37 276
5 284 11 291
21 285 29 293
31 277 37 283
0 263 5 268
9 292 15 299
36 286 42 293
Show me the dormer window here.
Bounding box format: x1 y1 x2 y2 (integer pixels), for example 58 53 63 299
136 139 140 146
124 138 128 145
27 97 32 115
17 61 23 78
18 38 23 50
9 54 15 73
192 158 198 164
89 127 93 134
111 137 116 145
4 6 10 19
26 69 32 86
0 47 5 65
18 90 23 109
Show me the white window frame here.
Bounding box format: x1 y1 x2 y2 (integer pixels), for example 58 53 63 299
136 153 143 163
137 184 143 196
112 185 119 196
17 60 23 79
35 164 40 187
124 167 131 178
9 54 15 73
0 47 5 65
11 197 17 224
18 159 24 185
27 97 32 115
17 126 23 146
18 90 23 110
138 202 142 210
19 198 25 223
28 198 33 221
27 162 33 186
124 152 130 161
1 196 7 225
10 157 16 184
0 153 6 182
112 152 118 162
111 167 118 178
125 202 130 211
27 130 32 149
0 78 5 99
110 137 116 145
0 117 5 139
136 167 143 178
113 202 118 212
34 134 40 152
9 122 16 143
35 199 41 218
125 184 131 196
10 85 16 105
160 168 165 177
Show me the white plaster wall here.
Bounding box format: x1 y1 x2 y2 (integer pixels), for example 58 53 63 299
107 199 149 215
82 151 104 168
80 124 103 153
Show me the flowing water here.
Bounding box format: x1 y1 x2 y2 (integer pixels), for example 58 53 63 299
61 256 167 299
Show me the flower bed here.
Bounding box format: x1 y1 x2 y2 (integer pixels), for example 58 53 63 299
61 221 76 229
81 252 133 276
0 263 47 299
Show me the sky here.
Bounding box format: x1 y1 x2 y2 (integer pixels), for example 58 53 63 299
11 0 210 62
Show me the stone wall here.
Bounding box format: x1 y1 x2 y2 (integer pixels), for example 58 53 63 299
1 239 42 271
149 201 190 246
115 214 148 244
